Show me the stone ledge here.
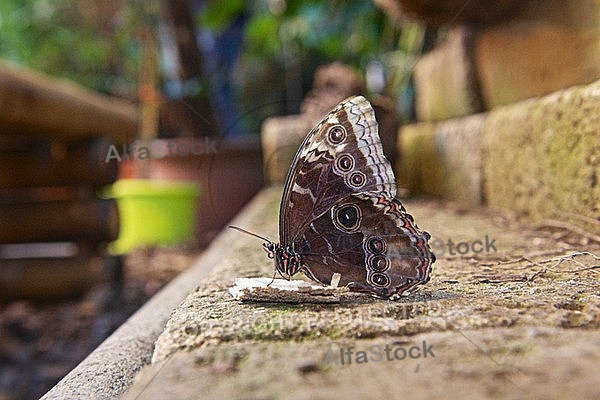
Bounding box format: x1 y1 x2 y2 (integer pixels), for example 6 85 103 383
119 186 599 399
42 77 600 397
41 184 600 398
126 328 600 400
397 114 485 206
40 188 273 400
396 78 600 222
483 80 600 221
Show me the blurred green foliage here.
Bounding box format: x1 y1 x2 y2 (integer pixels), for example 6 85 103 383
0 0 412 125
202 0 394 66
0 0 146 97
199 0 402 129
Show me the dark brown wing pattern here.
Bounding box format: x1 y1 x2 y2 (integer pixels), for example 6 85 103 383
279 96 395 244
273 95 435 299
297 193 434 299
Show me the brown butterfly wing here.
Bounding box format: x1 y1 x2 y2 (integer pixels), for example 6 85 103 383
279 96 396 245
296 193 434 299
276 95 435 298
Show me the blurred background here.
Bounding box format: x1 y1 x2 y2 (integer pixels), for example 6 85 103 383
0 0 420 135
0 1 421 399
1 0 599 399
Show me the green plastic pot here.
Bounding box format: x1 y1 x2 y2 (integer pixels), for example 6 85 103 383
104 179 200 254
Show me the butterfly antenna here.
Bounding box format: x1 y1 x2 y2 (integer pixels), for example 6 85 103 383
229 226 282 286
228 225 272 243
267 269 277 287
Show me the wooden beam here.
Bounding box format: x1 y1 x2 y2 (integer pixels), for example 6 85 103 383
0 61 137 145
0 199 119 244
0 256 105 301
0 138 118 189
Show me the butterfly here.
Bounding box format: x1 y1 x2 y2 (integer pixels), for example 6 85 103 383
234 96 435 300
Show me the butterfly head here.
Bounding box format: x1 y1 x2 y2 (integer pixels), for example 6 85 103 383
262 242 302 279
229 226 304 280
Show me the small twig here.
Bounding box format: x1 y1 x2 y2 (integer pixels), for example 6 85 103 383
528 269 547 282
477 252 600 276
537 252 600 274
533 219 600 244
479 256 538 267
558 211 600 228
472 274 527 283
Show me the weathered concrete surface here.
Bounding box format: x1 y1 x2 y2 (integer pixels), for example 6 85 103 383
396 114 485 206
397 79 600 223
483 80 600 221
122 186 600 399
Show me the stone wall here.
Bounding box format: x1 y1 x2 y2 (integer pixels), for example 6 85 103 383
411 0 600 121
396 79 600 222
394 0 600 223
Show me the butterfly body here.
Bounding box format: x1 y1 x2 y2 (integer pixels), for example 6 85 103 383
263 96 435 300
